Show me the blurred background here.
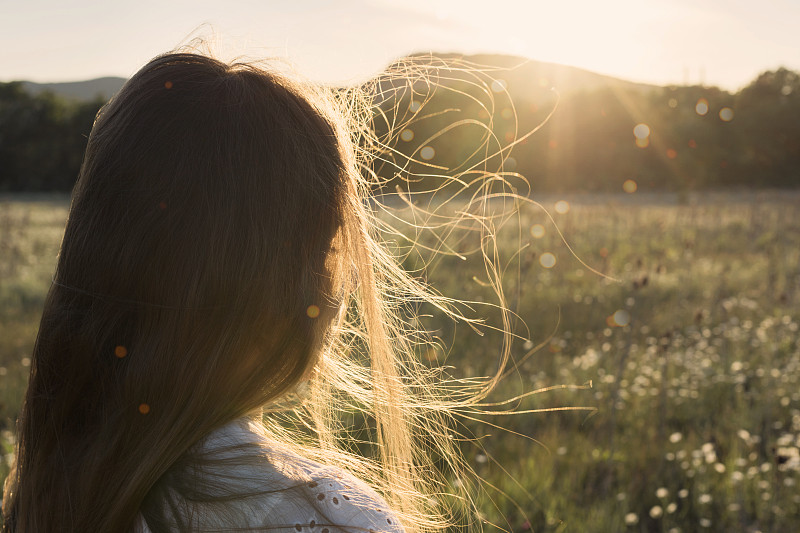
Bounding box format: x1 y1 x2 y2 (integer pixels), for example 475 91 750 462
1 1 799 531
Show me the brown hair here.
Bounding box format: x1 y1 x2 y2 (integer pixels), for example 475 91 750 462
3 52 517 533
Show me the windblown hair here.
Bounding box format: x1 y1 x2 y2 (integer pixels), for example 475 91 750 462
2 52 519 532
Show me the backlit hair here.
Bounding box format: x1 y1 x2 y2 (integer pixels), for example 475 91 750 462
2 51 519 532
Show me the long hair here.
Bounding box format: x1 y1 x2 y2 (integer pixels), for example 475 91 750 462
3 52 517 532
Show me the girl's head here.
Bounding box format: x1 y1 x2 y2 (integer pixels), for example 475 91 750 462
5 53 380 531
60 52 356 414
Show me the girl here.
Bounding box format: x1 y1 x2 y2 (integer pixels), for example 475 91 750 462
2 51 499 532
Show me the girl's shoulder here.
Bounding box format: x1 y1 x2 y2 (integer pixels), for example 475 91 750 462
138 417 404 533
223 417 404 533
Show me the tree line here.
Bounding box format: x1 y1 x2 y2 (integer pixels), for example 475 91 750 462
0 83 104 191
1 66 798 192
373 65 800 193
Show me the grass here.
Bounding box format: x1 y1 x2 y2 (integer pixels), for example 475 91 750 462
0 196 70 488
1 191 798 532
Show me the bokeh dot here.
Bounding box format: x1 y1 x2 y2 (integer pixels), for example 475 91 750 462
613 309 631 326
554 200 570 214
719 107 734 122
540 253 556 268
420 146 435 160
530 224 545 238
633 123 650 139
623 180 638 193
400 129 414 142
491 79 508 93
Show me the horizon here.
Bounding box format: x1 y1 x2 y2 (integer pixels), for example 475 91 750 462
2 0 798 92
15 51 796 94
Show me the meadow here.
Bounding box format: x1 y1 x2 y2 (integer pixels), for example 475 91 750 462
1 191 798 532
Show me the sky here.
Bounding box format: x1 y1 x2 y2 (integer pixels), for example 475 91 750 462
1 0 798 91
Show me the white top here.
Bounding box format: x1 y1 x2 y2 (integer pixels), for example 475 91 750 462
137 417 404 533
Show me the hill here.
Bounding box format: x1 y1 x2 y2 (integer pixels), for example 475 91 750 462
402 52 658 95
20 77 126 101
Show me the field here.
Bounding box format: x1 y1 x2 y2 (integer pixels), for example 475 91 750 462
1 191 799 532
